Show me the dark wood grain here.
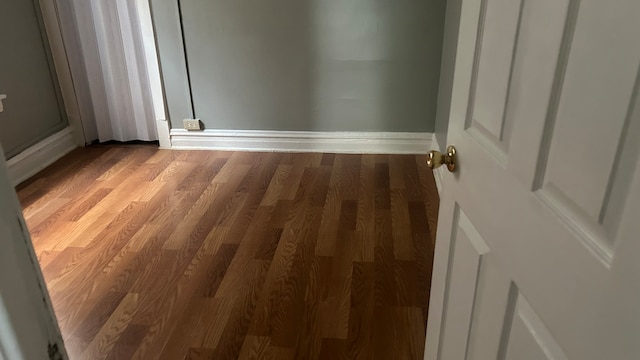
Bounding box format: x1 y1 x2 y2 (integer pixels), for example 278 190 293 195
19 145 439 360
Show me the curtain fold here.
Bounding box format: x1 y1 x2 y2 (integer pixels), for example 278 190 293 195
72 0 158 142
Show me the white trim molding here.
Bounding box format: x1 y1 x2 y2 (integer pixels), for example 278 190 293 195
136 0 170 148
6 127 77 186
431 133 445 194
170 129 432 154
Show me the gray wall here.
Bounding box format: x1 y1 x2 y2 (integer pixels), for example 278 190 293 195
0 0 68 158
434 0 462 149
153 0 446 132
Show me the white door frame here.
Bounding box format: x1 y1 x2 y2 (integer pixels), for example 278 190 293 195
134 0 171 148
0 152 67 359
36 0 87 147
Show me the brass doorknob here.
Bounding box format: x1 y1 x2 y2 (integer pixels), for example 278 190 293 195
426 145 457 172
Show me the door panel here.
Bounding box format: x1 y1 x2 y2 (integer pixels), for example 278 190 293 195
506 0 570 186
465 260 513 360
438 206 489 359
536 0 640 249
0 0 67 158
426 0 640 359
466 0 521 157
503 293 568 360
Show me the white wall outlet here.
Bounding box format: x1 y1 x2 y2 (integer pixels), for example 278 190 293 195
183 118 202 131
0 94 6 113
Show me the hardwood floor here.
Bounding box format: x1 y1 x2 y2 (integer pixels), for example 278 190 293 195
17 145 439 360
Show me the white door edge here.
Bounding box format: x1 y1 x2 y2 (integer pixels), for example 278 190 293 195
430 133 446 194
0 151 67 359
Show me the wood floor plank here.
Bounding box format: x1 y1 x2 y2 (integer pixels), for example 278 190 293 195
374 162 391 210
71 291 128 348
268 227 320 347
104 324 149 360
79 292 139 360
294 255 333 360
129 251 215 359
157 297 213 360
41 247 83 281
238 336 271 359
338 154 362 201
24 197 73 236
19 145 438 360
201 297 235 350
260 164 293 206
184 347 216 360
391 189 416 261
162 182 222 250
37 249 61 269
355 155 375 263
212 260 271 359
28 187 113 249
346 261 375 359
321 230 355 340
19 147 114 211
314 185 342 257
319 338 348 359
374 209 396 307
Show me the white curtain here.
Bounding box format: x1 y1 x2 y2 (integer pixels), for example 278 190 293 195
70 0 159 142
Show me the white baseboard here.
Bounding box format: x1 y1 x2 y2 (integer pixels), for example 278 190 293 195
7 127 78 186
170 129 432 154
431 133 445 195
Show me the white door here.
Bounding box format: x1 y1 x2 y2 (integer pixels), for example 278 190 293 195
425 0 640 359
0 151 66 359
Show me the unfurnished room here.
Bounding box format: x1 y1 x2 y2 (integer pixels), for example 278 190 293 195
1 0 639 360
